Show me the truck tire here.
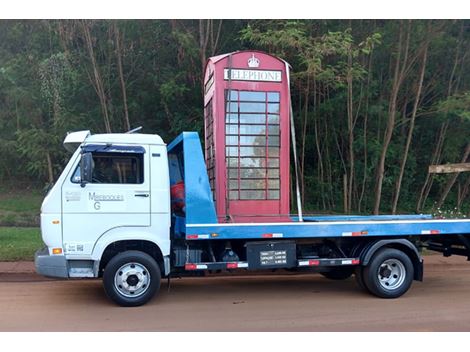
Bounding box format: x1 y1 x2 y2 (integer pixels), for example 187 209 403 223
363 248 414 299
103 250 161 307
354 266 366 290
320 268 354 280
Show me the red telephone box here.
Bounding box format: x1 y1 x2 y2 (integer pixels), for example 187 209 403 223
203 50 291 223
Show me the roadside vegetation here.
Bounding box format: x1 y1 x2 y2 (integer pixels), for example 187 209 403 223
0 227 42 261
0 185 42 227
0 185 42 261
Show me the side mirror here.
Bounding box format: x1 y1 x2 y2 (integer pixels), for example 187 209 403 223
80 152 93 187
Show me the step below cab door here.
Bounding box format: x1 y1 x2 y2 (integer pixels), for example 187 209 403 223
61 144 151 256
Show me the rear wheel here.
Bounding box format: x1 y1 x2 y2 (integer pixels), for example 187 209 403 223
320 267 354 280
103 250 161 307
363 248 414 299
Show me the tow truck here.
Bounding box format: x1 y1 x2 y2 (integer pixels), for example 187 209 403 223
35 50 470 306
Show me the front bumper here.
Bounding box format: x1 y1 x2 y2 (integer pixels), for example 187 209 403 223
35 247 68 278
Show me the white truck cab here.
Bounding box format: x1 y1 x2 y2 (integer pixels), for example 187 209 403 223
36 130 171 305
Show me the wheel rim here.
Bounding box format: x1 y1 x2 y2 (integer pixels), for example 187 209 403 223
377 259 406 291
114 262 151 298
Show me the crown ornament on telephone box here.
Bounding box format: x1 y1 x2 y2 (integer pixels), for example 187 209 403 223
247 54 260 68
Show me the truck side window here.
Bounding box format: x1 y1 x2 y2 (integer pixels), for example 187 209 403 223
71 152 143 184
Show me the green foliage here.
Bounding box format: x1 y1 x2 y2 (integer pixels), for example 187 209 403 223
0 19 469 215
439 92 470 121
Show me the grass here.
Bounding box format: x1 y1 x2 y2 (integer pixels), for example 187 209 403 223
0 188 42 227
0 227 43 261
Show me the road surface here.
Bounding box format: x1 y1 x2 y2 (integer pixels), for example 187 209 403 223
1 254 470 331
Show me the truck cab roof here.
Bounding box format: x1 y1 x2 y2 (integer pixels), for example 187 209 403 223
63 130 165 152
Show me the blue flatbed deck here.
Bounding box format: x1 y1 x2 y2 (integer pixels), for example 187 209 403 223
185 217 470 240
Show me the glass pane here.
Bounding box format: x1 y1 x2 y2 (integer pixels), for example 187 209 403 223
240 125 266 135
239 114 266 124
226 147 238 157
240 168 266 179
267 158 280 168
240 157 265 168
267 169 280 178
227 157 238 167
226 102 238 112
268 147 280 157
228 168 238 179
239 91 266 101
227 90 238 101
226 135 238 145
240 190 265 200
268 92 280 102
229 180 239 190
268 114 280 124
229 191 239 200
240 179 266 190
71 166 81 183
268 125 280 135
226 124 238 134
240 102 265 113
240 135 265 146
225 113 238 123
268 136 280 146
268 103 280 114
268 190 280 199
268 179 280 189
240 146 265 157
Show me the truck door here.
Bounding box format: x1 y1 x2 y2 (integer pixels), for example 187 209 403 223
61 145 151 256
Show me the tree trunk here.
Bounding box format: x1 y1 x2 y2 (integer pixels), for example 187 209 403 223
211 20 223 56
373 20 410 214
346 50 354 214
416 121 448 212
199 19 210 75
46 152 54 184
300 75 311 205
392 39 429 214
457 176 470 211
81 20 112 133
358 52 373 213
114 23 131 132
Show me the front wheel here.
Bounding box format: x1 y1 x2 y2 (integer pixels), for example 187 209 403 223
363 248 414 299
103 250 161 307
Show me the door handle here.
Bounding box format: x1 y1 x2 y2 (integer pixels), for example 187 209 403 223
134 193 149 197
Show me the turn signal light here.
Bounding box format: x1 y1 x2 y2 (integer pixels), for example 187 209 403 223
52 248 63 255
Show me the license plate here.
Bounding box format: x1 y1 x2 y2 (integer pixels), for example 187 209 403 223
260 250 287 266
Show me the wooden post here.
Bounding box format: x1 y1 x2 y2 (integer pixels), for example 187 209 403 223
429 163 470 174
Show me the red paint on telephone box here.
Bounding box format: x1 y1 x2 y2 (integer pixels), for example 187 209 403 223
203 51 291 223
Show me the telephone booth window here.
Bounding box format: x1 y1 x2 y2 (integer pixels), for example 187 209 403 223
204 99 216 202
225 89 280 201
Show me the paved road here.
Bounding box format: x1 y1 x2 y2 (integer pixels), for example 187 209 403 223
1 255 470 331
